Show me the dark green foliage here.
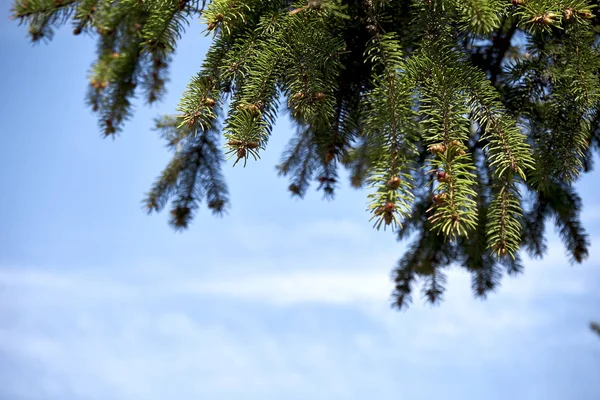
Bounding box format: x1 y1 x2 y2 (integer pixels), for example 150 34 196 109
12 0 600 309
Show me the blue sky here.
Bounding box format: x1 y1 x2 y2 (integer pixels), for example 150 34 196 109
1 6 600 400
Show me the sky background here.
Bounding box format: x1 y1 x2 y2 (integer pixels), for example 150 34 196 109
1 4 600 400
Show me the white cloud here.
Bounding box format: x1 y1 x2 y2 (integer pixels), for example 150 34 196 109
1 222 599 400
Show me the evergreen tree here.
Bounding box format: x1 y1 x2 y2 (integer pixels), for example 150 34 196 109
11 0 600 309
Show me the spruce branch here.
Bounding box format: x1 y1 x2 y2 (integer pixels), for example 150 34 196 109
13 0 600 310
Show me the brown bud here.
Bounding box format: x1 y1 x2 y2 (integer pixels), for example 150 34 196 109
383 213 393 225
384 202 396 212
451 213 459 222
97 27 113 35
428 143 445 154
246 141 260 149
449 140 461 148
227 139 243 146
531 12 558 25
432 193 447 204
247 104 260 115
73 27 82 35
314 92 326 101
542 13 558 24
350 176 362 188
512 0 524 6
215 13 224 21
437 171 450 182
564 8 573 20
237 148 246 159
203 98 216 107
387 176 402 189
292 92 304 101
577 9 593 19
207 22 217 31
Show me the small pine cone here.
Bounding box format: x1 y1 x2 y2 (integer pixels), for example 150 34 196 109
428 143 445 154
237 148 246 159
203 98 216 107
215 13 224 21
437 171 450 182
449 140 462 148
387 176 402 189
383 213 393 225
207 22 217 31
384 202 396 212
246 141 260 149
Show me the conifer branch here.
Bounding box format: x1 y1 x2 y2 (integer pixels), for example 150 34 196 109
13 0 600 310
